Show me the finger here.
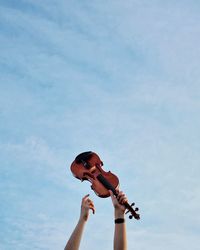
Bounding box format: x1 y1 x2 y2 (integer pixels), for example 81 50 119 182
117 191 123 197
87 200 94 208
109 190 115 201
89 204 95 214
109 190 113 196
109 190 118 197
82 194 90 201
84 197 95 207
115 188 120 195
117 191 128 203
118 194 126 204
109 190 118 206
119 197 128 205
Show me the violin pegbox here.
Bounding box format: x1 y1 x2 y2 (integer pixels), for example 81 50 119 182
125 202 140 219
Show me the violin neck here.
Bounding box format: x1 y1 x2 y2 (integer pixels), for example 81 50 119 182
97 173 140 220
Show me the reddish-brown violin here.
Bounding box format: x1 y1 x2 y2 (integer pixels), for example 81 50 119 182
70 151 140 220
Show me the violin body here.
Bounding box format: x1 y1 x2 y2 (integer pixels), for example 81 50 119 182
71 152 119 197
70 151 140 220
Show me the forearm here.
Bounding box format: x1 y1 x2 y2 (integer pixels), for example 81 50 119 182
114 211 127 250
64 218 86 250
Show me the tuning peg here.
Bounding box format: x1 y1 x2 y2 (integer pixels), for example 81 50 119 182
131 202 135 206
125 209 130 214
135 207 139 211
129 215 133 219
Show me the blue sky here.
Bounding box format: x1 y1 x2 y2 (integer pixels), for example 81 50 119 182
0 0 200 249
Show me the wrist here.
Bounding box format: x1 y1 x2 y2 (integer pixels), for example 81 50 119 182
79 215 88 223
114 209 125 219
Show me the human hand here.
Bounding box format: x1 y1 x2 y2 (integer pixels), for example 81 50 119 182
80 194 95 221
109 190 128 218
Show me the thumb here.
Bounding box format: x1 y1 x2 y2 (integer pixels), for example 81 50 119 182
109 190 116 203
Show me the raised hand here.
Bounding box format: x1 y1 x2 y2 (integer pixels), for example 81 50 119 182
109 190 128 218
80 194 95 221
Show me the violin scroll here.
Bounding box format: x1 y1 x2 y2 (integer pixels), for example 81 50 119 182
125 202 140 220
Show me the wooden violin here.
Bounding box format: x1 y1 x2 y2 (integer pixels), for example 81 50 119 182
70 151 140 220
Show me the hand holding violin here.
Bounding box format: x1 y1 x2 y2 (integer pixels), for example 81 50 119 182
110 190 128 250
109 190 127 218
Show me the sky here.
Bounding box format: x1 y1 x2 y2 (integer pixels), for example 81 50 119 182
0 0 200 249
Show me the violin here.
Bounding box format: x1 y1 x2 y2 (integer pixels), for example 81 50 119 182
70 151 140 220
